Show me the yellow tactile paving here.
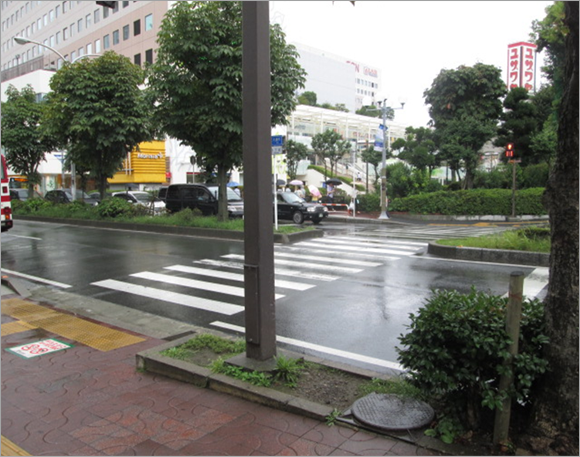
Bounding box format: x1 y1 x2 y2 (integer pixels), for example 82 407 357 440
1 321 37 337
1 298 145 351
1 436 30 456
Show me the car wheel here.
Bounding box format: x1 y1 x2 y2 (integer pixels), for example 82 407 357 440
312 218 321 225
292 211 305 224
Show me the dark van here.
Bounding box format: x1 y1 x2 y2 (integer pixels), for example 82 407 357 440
165 183 244 218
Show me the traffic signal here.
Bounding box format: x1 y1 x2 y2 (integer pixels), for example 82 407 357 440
505 143 514 158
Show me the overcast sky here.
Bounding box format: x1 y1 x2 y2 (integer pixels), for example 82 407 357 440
270 1 553 127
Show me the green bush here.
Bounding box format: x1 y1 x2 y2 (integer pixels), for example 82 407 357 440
389 188 546 215
96 197 135 218
356 192 381 212
397 288 548 432
11 198 52 215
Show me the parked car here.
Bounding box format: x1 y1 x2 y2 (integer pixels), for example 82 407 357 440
158 186 168 203
45 189 99 206
276 191 328 224
10 188 43 201
112 191 166 214
164 183 244 218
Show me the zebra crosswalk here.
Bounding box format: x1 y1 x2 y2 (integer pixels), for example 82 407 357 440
91 234 427 316
367 224 512 241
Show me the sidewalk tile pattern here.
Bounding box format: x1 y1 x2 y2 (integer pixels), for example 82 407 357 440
2 296 440 456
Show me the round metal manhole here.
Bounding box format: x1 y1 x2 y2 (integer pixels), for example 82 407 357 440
351 393 434 432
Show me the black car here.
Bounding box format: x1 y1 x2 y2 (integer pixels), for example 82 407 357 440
276 191 328 224
45 189 99 206
164 183 244 217
10 188 43 201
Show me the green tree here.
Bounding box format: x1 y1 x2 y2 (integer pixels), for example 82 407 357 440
311 129 351 178
356 104 395 120
1 85 56 196
297 91 317 106
424 63 505 188
285 140 309 181
146 1 305 221
360 145 382 190
44 52 152 199
494 87 541 164
393 126 439 176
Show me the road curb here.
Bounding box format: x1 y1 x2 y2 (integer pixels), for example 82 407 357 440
14 215 323 244
428 241 550 266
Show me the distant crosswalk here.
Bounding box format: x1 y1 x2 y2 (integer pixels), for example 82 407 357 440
91 234 427 316
367 224 512 241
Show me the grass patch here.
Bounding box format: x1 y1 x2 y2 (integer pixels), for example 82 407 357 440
437 226 550 252
358 377 425 400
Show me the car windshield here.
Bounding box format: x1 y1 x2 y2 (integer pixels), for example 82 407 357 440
207 186 242 202
281 192 304 204
132 192 159 203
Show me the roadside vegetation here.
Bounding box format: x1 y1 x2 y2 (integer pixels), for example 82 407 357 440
11 198 310 234
437 226 550 252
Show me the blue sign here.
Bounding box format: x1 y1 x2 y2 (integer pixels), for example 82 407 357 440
271 135 284 147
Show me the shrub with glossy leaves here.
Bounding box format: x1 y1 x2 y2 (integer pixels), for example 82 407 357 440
96 197 135 219
396 288 548 430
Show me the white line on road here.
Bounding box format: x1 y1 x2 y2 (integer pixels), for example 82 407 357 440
1 268 72 289
8 234 43 240
222 254 363 273
211 321 404 372
165 265 314 291
274 251 382 267
92 279 244 315
130 271 284 300
295 240 416 257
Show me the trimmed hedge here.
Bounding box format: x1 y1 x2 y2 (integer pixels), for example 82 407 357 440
389 188 546 216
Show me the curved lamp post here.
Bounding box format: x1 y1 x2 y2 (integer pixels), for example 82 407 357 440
14 36 101 199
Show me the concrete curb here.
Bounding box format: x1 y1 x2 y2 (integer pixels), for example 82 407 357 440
391 213 549 222
14 215 323 244
428 241 550 266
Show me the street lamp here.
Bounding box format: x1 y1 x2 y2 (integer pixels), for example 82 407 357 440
376 98 404 220
14 36 101 199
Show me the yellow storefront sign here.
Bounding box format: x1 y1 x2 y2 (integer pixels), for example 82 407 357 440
109 140 167 185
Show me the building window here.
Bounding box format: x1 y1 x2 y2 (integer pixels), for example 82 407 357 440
87 43 92 54
123 24 129 40
145 48 153 64
63 27 68 40
49 35 54 47
85 13 91 29
62 1 67 13
77 18 82 32
112 2 118 13
70 22 75 36
122 1 129 7
56 31 60 44
71 50 76 60
95 38 101 52
103 7 109 19
134 53 141 66
133 19 140 36
145 13 153 31
94 9 100 24
43 14 47 26
49 9 54 22
112 29 119 45
103 34 109 49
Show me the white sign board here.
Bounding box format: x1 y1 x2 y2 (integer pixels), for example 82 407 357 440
6 339 73 359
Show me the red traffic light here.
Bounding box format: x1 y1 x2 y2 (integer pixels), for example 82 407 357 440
505 143 514 158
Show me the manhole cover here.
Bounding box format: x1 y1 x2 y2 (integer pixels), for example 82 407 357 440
351 393 434 431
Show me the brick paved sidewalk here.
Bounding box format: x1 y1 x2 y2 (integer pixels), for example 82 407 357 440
1 293 440 456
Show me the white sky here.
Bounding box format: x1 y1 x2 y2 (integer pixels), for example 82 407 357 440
270 0 553 127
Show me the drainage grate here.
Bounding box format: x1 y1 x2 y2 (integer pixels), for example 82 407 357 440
351 393 434 432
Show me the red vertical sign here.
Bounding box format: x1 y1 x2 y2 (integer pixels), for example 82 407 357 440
507 42 537 91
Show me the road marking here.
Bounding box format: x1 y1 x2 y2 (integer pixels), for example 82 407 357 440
1 268 72 289
131 271 284 300
92 279 243 315
332 235 428 247
193 259 339 281
165 265 314 291
294 240 416 257
8 234 43 240
222 254 363 273
274 251 382 267
211 321 404 372
314 237 423 252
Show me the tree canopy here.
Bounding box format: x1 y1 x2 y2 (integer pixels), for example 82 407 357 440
311 129 351 178
146 1 305 220
44 51 152 199
392 126 438 176
1 85 56 195
285 140 309 181
424 63 505 188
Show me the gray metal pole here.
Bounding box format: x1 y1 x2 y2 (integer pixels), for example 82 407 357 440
242 2 276 361
379 100 388 219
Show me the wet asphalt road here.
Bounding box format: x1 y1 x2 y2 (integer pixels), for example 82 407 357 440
1 220 548 373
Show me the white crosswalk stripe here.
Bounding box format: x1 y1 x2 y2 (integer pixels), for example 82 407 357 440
91 234 427 316
370 225 510 241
